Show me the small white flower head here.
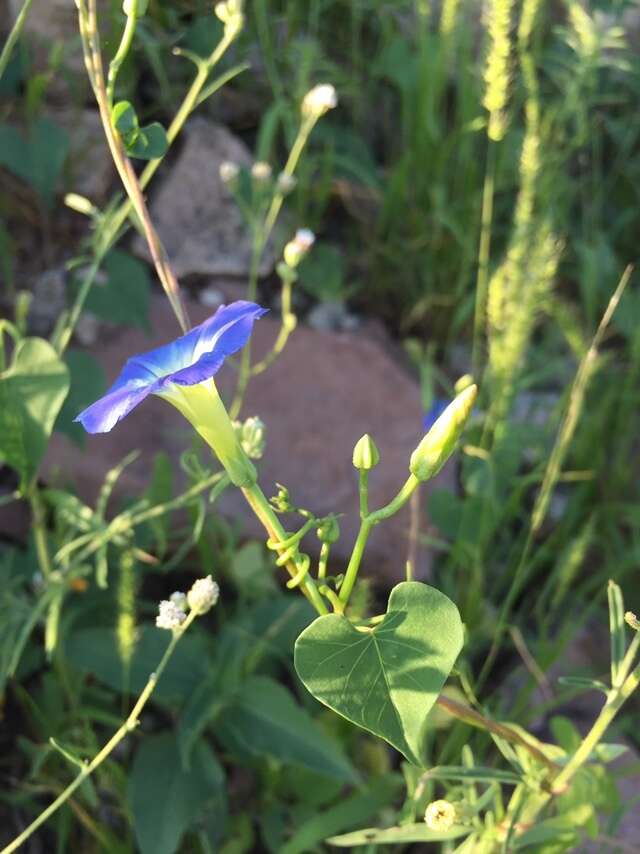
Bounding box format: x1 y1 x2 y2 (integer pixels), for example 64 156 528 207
187 575 220 615
276 172 297 195
251 161 273 184
284 228 315 268
170 591 187 610
424 799 456 832
219 160 239 187
302 84 337 119
156 599 187 631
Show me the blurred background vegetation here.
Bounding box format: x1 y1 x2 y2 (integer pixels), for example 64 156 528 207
1 0 640 851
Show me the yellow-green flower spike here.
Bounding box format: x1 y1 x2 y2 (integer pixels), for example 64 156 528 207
353 434 380 470
410 384 477 481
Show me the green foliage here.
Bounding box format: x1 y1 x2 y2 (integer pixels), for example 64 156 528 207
129 733 226 854
295 582 463 765
0 336 69 489
80 250 151 330
0 118 68 206
112 100 169 160
216 675 357 781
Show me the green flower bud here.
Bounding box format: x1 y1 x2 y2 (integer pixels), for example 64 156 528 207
317 516 340 544
271 483 294 513
234 415 266 460
123 0 148 17
410 384 477 481
454 373 475 395
352 434 380 470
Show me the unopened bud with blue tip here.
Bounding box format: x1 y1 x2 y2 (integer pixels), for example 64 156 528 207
410 384 477 481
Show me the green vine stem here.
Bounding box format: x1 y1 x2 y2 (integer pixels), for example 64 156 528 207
241 482 328 616
338 474 420 610
1 610 199 854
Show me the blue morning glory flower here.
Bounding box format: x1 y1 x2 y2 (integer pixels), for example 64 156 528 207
75 301 267 485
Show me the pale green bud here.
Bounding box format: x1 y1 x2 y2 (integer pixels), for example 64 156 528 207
283 229 315 268
251 161 272 184
302 84 338 119
454 373 475 395
317 516 340 544
64 193 95 217
234 415 266 460
352 434 380 470
410 384 477 481
123 0 148 16
187 575 219 615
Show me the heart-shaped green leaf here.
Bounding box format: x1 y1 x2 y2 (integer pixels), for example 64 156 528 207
294 581 463 766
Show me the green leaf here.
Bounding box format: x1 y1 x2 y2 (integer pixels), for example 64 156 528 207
281 774 403 854
127 122 169 160
294 582 463 765
129 733 226 854
0 119 69 206
81 250 151 330
608 580 625 686
556 676 609 695
111 100 138 136
215 675 357 782
56 350 106 446
65 626 210 704
428 765 522 785
0 337 69 487
328 822 470 847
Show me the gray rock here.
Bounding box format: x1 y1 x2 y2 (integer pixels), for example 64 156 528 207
28 268 66 336
51 108 114 203
132 120 276 280
307 300 360 333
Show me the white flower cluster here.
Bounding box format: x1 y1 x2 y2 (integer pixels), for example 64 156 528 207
302 84 338 118
155 598 187 631
155 576 220 630
219 160 239 186
187 575 220 615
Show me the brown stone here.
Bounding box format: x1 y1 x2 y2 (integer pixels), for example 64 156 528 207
42 293 454 582
132 120 276 280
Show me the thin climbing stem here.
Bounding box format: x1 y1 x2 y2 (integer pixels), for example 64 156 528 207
1 611 198 854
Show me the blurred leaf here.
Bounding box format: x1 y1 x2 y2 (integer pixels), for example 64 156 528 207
328 821 470 847
0 337 69 488
129 733 226 854
282 774 404 854
295 582 463 765
56 350 106 446
215 675 357 782
65 626 210 704
608 580 625 686
298 244 345 302
82 250 151 330
0 118 69 206
427 766 522 784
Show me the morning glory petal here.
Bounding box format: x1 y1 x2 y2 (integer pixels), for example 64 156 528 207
74 301 267 434
75 381 158 434
163 302 268 388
